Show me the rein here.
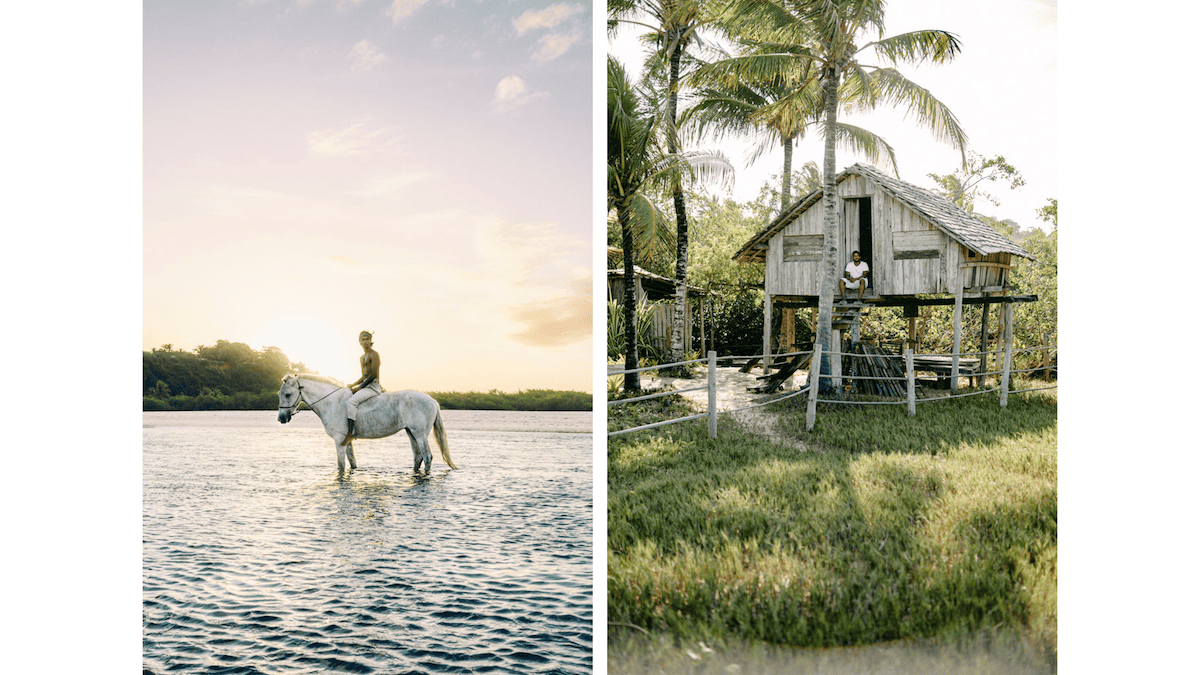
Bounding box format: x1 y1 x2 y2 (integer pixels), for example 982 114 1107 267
281 378 344 413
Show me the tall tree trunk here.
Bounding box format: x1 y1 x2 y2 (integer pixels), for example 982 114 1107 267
619 205 640 393
780 135 794 210
668 32 689 366
815 62 841 391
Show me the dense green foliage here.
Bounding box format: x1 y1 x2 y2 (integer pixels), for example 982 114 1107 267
142 342 299 411
607 298 671 365
143 341 590 411
427 389 591 412
608 384 1056 665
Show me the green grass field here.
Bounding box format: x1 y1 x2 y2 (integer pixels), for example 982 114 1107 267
608 381 1056 672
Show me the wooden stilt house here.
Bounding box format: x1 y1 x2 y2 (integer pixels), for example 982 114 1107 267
732 163 1035 386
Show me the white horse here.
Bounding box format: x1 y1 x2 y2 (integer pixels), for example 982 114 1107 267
276 374 457 473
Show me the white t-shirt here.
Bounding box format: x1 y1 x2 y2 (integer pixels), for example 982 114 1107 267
845 260 869 279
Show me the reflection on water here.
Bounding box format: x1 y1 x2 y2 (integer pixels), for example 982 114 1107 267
144 411 591 674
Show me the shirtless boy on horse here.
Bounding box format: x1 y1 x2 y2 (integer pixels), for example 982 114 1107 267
346 330 381 440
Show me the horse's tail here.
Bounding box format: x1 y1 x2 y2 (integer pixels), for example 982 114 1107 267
433 408 457 469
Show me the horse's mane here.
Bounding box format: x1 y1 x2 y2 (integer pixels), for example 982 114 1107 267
292 373 342 386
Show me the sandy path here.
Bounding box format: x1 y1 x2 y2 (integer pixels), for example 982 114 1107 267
634 365 812 451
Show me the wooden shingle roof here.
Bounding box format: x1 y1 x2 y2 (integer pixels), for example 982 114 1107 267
733 163 1032 263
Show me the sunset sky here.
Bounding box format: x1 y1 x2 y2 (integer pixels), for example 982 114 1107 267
144 0 593 393
611 0 1057 230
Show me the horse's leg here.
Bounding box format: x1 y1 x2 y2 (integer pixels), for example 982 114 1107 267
418 434 432 473
406 429 431 473
345 442 357 470
335 441 347 472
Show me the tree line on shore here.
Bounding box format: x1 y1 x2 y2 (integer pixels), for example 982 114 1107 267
143 341 590 411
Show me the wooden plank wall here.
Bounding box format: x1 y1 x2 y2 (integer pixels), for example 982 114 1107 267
766 196 827 296
888 197 954 295
961 253 1011 289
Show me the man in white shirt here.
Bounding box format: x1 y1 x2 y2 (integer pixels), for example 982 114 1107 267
838 250 870 302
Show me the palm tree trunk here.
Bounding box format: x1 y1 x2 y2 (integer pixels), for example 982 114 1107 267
781 135 794 210
619 205 640 392
816 62 841 391
668 33 689 366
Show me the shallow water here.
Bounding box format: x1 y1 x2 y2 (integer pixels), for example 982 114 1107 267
143 410 592 674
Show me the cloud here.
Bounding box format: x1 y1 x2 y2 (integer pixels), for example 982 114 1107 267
307 121 404 157
490 75 547 114
357 170 436 196
531 30 581 63
506 277 591 348
490 75 528 113
512 4 582 36
513 3 583 62
474 217 582 284
387 0 432 23
349 39 386 71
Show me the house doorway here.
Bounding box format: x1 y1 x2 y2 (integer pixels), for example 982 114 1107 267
844 197 873 270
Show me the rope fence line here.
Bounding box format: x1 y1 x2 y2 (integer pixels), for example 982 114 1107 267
608 334 1056 437
722 385 810 415
606 385 708 407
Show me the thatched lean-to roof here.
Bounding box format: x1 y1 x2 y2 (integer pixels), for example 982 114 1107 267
732 163 1032 264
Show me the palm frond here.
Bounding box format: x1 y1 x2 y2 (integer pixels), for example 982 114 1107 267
689 51 822 90
862 66 969 163
830 122 898 175
623 193 674 263
862 29 962 67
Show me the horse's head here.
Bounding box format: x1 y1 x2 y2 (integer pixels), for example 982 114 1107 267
278 375 302 424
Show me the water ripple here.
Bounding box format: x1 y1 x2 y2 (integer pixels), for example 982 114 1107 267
144 412 592 674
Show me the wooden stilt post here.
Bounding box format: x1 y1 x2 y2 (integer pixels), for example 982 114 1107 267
906 348 916 417
951 285 963 394
763 293 773 376
806 343 822 430
979 292 990 388
1001 302 1014 407
782 307 796 355
831 328 843 391
904 304 918 352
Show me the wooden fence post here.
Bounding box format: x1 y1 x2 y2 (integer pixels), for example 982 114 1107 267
906 348 916 417
806 343 822 431
707 351 717 438
763 293 773 377
951 285 963 394
1000 303 1014 408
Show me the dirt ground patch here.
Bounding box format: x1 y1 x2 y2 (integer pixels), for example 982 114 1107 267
638 365 812 451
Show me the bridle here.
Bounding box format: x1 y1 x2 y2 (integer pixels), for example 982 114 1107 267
280 377 342 415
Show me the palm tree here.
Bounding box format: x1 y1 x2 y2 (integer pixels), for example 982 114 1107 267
609 0 709 367
608 56 731 392
683 49 897 210
713 0 968 384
